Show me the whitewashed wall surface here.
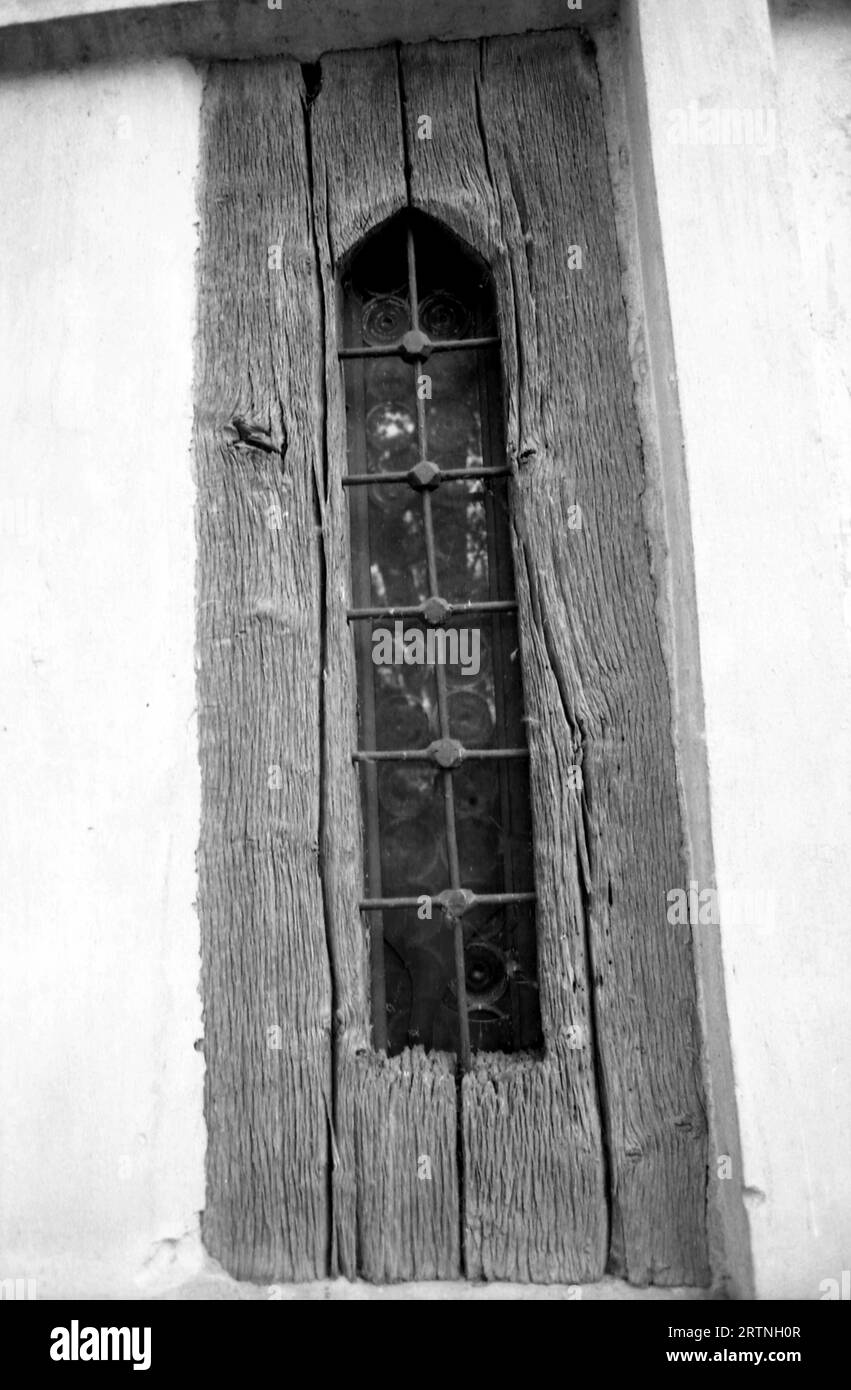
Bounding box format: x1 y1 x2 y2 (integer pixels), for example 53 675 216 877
0 0 849 1301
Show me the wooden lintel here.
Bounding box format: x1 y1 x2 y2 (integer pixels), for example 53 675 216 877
0 0 617 74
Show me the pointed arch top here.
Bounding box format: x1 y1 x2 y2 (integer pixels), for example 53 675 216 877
338 208 495 313
337 209 500 369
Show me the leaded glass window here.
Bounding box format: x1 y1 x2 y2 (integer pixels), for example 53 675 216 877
341 212 542 1067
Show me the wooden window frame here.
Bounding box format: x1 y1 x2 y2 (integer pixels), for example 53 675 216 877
193 32 711 1289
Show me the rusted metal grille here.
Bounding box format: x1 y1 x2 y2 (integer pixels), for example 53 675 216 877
341 212 542 1069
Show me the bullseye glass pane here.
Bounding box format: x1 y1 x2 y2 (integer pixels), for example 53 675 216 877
381 908 455 1055
431 481 490 603
342 218 409 334
360 359 428 606
425 350 483 471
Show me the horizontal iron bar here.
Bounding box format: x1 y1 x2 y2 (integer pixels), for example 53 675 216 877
342 465 511 487
338 336 500 359
347 600 517 620
359 893 537 910
353 747 529 763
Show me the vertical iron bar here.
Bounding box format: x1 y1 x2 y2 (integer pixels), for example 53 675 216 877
407 215 471 1071
451 908 471 1074
345 295 387 1050
407 220 419 333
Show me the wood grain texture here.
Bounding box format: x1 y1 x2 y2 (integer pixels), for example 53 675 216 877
195 59 331 1282
401 33 709 1285
309 48 460 1281
335 1048 461 1281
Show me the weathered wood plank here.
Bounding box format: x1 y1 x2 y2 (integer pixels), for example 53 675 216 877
402 32 709 1284
311 47 408 262
400 37 608 1284
195 59 331 1282
309 47 461 1280
335 1048 461 1281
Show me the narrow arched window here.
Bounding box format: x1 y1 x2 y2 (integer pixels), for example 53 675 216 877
340 212 542 1067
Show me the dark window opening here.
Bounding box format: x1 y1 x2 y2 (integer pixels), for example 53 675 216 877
341 212 542 1068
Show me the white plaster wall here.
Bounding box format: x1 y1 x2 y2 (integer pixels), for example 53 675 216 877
0 0 190 21
627 0 851 1300
761 0 851 1297
0 59 205 1297
764 0 851 1289
772 0 851 646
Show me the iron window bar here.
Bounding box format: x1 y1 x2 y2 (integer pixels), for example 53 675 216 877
347 599 517 621
342 464 511 486
352 747 529 765
361 893 538 911
341 214 539 1071
338 336 500 359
